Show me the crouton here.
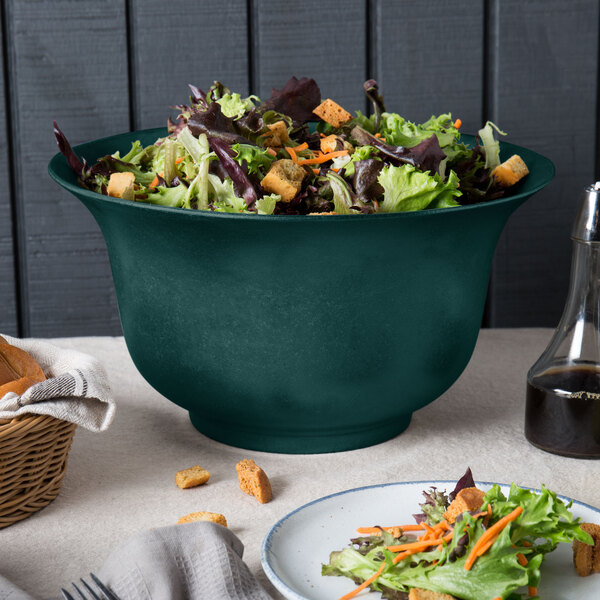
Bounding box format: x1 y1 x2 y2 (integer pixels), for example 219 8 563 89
261 159 306 202
313 99 353 128
408 589 457 600
177 511 227 527
491 154 529 187
175 465 210 489
107 172 135 199
320 135 353 154
263 120 290 148
320 134 341 154
442 487 486 524
573 522 600 576
235 458 272 504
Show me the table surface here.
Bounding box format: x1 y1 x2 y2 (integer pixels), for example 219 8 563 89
1 329 599 599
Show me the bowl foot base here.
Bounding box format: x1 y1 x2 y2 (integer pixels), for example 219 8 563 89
188 412 412 454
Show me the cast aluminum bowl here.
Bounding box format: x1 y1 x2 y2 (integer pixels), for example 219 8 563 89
49 128 554 453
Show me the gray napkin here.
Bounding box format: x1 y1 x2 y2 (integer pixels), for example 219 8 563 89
0 335 114 432
0 523 273 600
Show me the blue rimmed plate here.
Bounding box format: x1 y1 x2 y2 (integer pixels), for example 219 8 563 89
261 480 600 600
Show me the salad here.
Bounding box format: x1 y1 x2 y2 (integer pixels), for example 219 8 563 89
53 77 528 215
322 468 593 600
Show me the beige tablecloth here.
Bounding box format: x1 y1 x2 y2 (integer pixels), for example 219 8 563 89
1 329 598 598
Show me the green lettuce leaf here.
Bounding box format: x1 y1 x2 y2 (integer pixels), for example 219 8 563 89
377 164 462 212
208 173 249 212
232 143 276 177
144 184 188 208
256 194 279 215
216 92 259 119
478 121 506 170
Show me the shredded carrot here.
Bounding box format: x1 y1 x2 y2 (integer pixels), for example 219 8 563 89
175 156 185 164
387 538 446 553
149 176 159 189
517 552 528 566
338 561 386 600
266 147 277 157
297 150 348 165
292 142 308 152
319 133 326 137
375 133 382 138
521 540 531 547
528 587 538 597
285 146 298 162
464 506 523 570
454 118 462 129
312 168 320 175
388 531 453 554
418 522 441 541
356 526 403 537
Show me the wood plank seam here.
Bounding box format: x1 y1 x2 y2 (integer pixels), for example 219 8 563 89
1 0 26 337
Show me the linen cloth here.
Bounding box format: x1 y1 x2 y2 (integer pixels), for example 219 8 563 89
0 522 273 600
0 335 114 431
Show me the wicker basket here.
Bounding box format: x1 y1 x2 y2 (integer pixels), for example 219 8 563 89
0 414 76 528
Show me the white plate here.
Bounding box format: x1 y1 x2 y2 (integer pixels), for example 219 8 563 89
261 481 600 600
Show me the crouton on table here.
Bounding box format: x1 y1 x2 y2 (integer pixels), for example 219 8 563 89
177 511 227 527
175 465 211 489
235 458 272 504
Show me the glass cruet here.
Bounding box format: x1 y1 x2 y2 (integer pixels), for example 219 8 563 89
525 182 600 458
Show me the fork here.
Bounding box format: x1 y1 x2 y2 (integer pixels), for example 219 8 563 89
60 573 121 600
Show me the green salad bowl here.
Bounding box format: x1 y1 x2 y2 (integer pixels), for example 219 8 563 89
49 128 554 453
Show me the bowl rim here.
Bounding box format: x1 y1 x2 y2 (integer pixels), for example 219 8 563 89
48 127 556 222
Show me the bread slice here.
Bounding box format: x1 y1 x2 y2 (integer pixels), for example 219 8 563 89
0 336 46 396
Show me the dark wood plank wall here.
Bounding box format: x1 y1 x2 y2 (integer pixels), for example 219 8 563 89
0 0 597 337
0 8 17 336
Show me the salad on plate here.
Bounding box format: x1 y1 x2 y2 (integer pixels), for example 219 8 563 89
54 78 529 215
322 468 595 600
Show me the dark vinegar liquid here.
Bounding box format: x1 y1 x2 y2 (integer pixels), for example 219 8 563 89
525 365 600 458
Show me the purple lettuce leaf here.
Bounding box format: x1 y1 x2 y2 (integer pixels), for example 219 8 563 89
449 467 475 501
53 121 88 178
208 136 257 209
188 83 207 107
407 134 447 175
188 103 251 145
351 126 417 167
413 486 450 525
352 159 383 202
260 76 321 123
351 126 446 175
363 79 385 130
